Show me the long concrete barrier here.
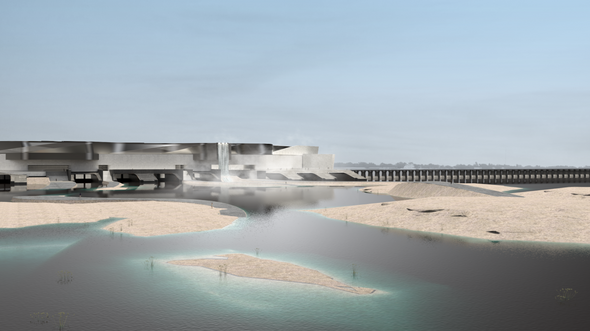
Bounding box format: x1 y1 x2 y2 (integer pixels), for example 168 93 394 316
350 168 590 184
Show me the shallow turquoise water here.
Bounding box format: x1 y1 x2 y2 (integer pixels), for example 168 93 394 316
2 187 590 330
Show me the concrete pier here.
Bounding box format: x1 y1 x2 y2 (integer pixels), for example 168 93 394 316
351 168 590 184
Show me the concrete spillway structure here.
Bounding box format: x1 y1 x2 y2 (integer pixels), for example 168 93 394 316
351 169 590 184
0 141 362 189
2 141 585 188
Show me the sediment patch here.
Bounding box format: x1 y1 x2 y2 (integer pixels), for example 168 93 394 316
168 254 375 294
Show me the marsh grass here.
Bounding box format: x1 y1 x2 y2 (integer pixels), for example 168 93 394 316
30 312 72 330
55 312 70 330
145 256 155 270
255 248 259 257
218 264 228 278
29 312 50 325
57 271 74 285
352 264 357 279
556 288 578 304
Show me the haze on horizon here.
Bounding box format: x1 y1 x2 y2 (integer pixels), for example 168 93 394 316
1 1 588 167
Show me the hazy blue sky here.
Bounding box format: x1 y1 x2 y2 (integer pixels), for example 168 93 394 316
1 0 589 166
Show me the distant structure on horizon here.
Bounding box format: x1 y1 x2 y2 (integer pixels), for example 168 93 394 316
0 141 363 188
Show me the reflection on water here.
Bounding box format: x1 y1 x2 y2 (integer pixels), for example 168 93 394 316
1 184 589 330
6 182 391 214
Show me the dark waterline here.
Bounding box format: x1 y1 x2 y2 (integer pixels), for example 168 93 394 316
1 184 589 330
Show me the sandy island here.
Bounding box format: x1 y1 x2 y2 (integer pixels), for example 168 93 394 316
168 253 375 294
309 182 590 245
0 200 241 236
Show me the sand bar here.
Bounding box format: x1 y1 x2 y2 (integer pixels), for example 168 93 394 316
1 199 245 236
309 182 590 244
168 253 375 294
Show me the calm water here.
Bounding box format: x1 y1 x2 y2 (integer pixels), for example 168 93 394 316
1 184 589 330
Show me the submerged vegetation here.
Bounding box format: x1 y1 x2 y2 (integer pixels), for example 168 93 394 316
29 312 50 325
57 271 74 285
29 312 71 330
555 288 578 304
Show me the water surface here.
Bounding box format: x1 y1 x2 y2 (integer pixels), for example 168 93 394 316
1 185 588 330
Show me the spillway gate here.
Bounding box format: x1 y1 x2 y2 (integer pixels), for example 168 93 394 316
350 169 590 184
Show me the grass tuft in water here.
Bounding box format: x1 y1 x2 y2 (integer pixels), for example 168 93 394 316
218 264 228 278
55 312 70 330
352 264 357 279
145 256 155 270
30 312 72 330
555 288 578 304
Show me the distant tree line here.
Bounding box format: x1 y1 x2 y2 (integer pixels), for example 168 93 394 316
335 162 586 169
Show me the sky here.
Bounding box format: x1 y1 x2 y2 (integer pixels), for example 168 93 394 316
1 0 589 166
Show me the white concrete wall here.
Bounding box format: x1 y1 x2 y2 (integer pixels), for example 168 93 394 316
0 154 197 172
230 155 303 170
0 154 99 171
302 154 334 170
98 154 196 169
0 151 334 172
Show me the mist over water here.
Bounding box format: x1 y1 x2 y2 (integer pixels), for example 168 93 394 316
1 185 589 330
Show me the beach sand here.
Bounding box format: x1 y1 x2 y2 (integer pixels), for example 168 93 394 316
168 253 375 294
308 182 590 244
4 179 589 294
0 201 240 236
